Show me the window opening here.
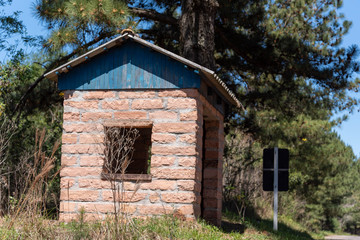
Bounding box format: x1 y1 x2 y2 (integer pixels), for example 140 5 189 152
103 125 152 175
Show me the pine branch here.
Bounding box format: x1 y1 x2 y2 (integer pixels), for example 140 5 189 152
129 7 178 26
12 31 114 121
12 7 177 121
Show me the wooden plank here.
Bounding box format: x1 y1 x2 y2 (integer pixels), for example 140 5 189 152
101 173 152 181
108 47 115 89
103 120 153 128
102 52 109 89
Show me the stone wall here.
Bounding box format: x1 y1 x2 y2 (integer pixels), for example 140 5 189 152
198 94 224 226
60 89 224 224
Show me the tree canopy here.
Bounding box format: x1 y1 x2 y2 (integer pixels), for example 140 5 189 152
34 0 360 131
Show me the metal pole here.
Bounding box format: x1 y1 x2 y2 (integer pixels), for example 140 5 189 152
274 147 278 231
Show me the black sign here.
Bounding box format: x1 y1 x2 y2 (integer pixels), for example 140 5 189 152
263 148 289 191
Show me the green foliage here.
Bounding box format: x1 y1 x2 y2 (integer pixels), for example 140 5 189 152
225 124 360 231
0 53 63 216
342 186 360 234
35 0 135 53
0 54 63 149
0 0 26 54
291 133 359 230
67 207 93 240
216 2 360 227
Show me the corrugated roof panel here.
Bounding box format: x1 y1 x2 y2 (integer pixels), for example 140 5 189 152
46 33 240 107
57 41 201 91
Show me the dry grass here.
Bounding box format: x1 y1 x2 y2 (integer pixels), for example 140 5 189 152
7 129 60 228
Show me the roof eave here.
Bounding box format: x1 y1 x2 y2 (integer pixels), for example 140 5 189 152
44 34 129 81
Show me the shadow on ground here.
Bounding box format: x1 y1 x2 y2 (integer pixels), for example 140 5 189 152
221 220 245 234
222 203 314 239
253 218 313 239
221 218 314 239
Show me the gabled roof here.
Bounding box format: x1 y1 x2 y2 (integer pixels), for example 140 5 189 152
45 33 240 107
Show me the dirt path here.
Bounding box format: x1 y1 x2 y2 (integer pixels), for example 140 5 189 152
325 235 360 240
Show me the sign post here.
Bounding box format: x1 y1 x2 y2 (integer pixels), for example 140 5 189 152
263 147 289 232
273 147 278 231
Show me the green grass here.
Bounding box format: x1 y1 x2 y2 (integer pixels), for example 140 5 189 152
0 215 242 240
0 213 329 240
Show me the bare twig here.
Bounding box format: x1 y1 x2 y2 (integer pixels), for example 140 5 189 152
102 126 139 239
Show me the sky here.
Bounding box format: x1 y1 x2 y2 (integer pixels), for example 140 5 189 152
334 0 360 158
2 0 360 157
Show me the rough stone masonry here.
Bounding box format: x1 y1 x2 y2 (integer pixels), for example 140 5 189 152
60 88 224 225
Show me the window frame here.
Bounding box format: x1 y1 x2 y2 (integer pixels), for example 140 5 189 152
101 120 153 182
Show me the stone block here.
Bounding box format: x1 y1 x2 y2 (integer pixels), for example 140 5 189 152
60 167 102 177
83 91 116 99
79 134 104 144
153 123 198 133
81 112 112 122
161 193 196 203
118 91 156 99
60 178 75 189
61 155 77 166
60 190 99 201
63 123 103 133
114 111 147 119
167 98 197 109
63 112 80 121
65 101 99 109
137 205 173 215
132 99 163 109
79 156 104 166
139 180 176 191
102 191 147 202
180 111 198 121
151 133 176 144
151 145 197 156
151 168 196 179
151 156 176 167
149 111 177 120
101 100 129 110
178 157 197 167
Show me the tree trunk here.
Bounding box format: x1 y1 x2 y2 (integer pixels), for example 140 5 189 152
180 0 218 70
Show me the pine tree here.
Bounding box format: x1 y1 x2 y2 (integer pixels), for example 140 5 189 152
34 0 359 121
35 0 133 53
0 0 26 55
123 0 360 137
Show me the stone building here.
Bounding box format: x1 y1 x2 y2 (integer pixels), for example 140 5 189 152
45 32 240 226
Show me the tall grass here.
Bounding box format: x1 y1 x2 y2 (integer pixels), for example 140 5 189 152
7 129 60 228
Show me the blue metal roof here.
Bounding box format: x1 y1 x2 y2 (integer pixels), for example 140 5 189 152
45 33 240 108
58 41 200 90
